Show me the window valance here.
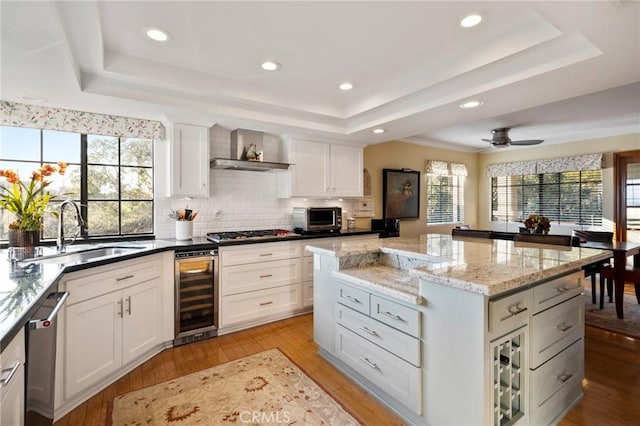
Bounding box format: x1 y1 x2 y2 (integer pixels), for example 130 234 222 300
0 101 165 140
425 160 468 176
485 153 603 177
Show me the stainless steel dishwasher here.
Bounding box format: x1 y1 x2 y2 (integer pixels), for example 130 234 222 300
25 283 69 425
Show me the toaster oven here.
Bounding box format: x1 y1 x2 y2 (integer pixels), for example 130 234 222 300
293 207 342 233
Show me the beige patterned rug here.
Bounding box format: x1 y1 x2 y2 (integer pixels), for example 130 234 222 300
110 348 360 425
584 286 640 339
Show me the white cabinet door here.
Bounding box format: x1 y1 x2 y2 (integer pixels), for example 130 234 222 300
331 144 363 197
291 140 330 197
122 279 162 365
64 291 122 399
0 329 25 426
169 123 209 197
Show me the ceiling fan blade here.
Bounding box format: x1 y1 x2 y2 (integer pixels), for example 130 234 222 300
481 138 493 142
510 139 544 146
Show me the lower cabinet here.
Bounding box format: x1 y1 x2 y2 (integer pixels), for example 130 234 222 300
0 328 25 426
64 278 162 398
55 253 172 419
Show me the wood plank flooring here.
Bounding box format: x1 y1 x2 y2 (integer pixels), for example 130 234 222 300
56 311 640 426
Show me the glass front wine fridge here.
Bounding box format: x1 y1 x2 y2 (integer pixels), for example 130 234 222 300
174 248 218 345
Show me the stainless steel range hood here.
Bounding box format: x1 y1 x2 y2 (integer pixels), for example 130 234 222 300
210 129 290 172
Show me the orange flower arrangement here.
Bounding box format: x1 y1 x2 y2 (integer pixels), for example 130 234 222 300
0 162 68 231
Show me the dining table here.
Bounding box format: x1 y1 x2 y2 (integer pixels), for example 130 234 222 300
580 240 640 319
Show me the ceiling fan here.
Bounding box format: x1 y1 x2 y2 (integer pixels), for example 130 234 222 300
482 127 544 148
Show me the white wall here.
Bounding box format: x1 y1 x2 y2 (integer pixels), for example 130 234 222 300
154 125 363 239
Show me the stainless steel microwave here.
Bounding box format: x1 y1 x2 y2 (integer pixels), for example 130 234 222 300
293 207 342 233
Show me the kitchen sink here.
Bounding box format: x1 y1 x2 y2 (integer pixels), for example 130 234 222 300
20 246 145 265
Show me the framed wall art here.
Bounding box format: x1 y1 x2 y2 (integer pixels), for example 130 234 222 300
382 168 420 219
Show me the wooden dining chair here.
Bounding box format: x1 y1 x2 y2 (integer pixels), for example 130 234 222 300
451 228 493 239
573 230 614 305
513 233 573 246
597 265 640 309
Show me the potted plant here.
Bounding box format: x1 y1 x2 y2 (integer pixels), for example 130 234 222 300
0 162 68 247
524 214 551 234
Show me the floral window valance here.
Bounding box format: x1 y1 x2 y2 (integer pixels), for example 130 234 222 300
485 153 603 177
0 101 165 140
425 160 468 176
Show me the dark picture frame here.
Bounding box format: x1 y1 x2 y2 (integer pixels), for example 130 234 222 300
382 168 420 219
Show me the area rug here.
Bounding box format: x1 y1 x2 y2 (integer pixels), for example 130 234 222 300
111 348 360 425
583 286 640 339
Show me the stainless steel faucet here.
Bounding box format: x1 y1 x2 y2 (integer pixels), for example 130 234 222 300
57 200 84 253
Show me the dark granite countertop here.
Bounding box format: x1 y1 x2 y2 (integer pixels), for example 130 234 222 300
0 229 380 350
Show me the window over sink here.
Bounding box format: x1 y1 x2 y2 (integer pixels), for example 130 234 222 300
0 126 154 241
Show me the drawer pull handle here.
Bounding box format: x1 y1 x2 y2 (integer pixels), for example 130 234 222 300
361 327 379 337
259 301 273 306
381 311 403 321
259 274 273 279
116 274 134 282
556 284 580 293
557 373 573 383
557 324 572 332
504 304 527 318
0 361 21 387
360 357 379 370
259 253 273 257
344 295 361 304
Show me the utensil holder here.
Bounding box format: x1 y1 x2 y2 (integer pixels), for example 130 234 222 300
176 221 193 240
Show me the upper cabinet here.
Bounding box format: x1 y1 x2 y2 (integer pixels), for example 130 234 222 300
168 123 210 197
280 139 363 198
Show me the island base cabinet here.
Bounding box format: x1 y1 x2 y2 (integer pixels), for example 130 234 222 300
530 339 583 426
336 325 421 414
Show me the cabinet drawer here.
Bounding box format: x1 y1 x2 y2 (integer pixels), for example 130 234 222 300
64 256 162 305
370 295 420 338
336 282 369 315
220 284 302 327
489 289 532 337
530 295 583 368
220 242 302 266
532 272 583 314
221 258 301 296
0 328 25 403
336 325 421 414
336 305 420 366
530 339 583 426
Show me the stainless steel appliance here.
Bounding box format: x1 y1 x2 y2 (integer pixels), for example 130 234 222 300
25 282 69 425
174 249 218 346
293 207 342 234
206 229 292 243
371 218 400 238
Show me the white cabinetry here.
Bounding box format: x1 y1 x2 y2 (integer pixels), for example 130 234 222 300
55 253 172 418
219 241 304 332
282 139 363 198
168 123 210 197
0 328 25 426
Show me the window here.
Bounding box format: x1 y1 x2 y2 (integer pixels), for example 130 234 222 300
491 170 602 226
426 175 465 225
0 126 154 241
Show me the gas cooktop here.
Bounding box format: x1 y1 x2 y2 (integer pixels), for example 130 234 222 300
206 229 292 243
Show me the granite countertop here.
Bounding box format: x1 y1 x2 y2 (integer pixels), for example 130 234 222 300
0 230 380 351
306 233 612 299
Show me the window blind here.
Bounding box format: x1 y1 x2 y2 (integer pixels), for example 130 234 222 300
427 175 464 224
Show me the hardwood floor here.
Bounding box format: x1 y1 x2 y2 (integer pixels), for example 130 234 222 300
56 312 640 426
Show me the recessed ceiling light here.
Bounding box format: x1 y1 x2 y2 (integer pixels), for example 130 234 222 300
339 82 354 91
261 60 281 71
372 128 385 134
145 27 171 42
460 14 482 28
459 100 483 109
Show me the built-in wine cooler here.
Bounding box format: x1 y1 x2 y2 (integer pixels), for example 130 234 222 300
174 249 218 346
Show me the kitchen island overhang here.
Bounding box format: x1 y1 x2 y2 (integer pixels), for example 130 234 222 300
306 234 610 426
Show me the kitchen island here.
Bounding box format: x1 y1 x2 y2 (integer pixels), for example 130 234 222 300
306 234 611 426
